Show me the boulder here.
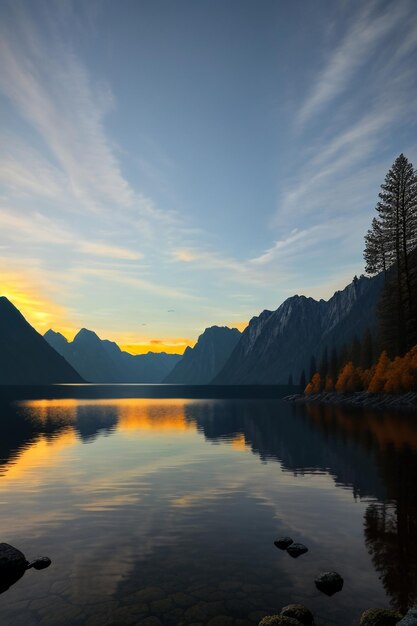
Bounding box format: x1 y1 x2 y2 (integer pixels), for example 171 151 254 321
314 571 344 596
259 616 302 626
286 543 308 558
359 608 403 626
280 604 313 626
0 543 51 594
28 557 52 570
397 608 417 626
274 537 294 550
0 543 28 592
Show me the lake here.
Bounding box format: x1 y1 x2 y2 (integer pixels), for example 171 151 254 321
0 385 416 626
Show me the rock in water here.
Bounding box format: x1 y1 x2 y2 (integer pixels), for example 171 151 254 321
0 543 51 594
274 537 294 550
397 608 417 626
258 616 302 626
280 604 313 626
286 543 308 558
27 557 52 570
314 571 344 596
0 543 28 593
359 608 403 626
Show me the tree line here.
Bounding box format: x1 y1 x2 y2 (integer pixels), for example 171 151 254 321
303 153 417 394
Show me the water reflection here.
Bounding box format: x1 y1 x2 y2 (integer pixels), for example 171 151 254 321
0 391 415 624
304 403 417 613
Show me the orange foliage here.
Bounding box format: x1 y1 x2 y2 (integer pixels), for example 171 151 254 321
305 372 321 394
335 362 363 393
368 351 391 393
305 345 417 395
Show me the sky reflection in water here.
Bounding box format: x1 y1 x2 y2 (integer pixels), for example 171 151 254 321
0 390 416 626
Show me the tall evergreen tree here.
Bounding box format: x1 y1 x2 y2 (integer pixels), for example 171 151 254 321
309 355 317 381
299 369 306 389
364 154 417 355
330 347 339 380
319 347 329 378
364 218 389 275
361 328 374 369
349 335 362 367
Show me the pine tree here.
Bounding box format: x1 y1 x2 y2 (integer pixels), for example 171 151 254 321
364 218 389 275
309 355 317 381
361 328 374 369
349 335 361 366
364 154 417 355
330 347 339 380
319 347 329 378
299 369 306 389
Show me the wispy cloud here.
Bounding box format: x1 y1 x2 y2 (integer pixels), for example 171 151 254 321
0 207 143 261
297 1 407 125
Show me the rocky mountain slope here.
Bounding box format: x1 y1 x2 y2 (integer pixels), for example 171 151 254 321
213 274 384 385
0 297 84 385
163 326 241 384
44 328 181 383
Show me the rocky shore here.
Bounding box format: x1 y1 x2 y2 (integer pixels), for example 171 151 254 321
284 391 417 410
258 605 417 626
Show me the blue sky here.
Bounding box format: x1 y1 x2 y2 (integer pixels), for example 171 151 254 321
1 0 417 352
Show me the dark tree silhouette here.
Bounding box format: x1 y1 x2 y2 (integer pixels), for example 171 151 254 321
364 154 417 355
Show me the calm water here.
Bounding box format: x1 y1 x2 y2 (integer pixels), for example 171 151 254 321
0 386 416 626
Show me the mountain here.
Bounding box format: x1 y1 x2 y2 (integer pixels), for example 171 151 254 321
163 326 241 384
0 297 84 385
213 274 384 385
44 328 181 383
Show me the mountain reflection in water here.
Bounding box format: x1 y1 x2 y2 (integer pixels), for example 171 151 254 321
0 389 415 625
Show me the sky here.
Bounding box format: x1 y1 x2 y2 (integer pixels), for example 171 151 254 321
1 0 417 354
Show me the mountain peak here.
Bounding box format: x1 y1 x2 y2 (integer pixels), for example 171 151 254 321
73 328 102 344
164 325 241 384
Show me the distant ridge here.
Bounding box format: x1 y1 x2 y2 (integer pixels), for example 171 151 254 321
44 328 181 383
213 274 384 385
163 326 241 384
0 297 84 385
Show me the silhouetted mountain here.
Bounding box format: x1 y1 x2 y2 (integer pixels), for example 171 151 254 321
44 328 181 383
163 326 241 384
214 274 383 384
0 297 83 385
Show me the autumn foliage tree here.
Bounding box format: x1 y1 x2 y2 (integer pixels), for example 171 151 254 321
305 345 417 394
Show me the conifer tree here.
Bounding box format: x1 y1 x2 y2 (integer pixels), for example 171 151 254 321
364 154 417 355
309 355 317 381
361 329 374 369
319 347 329 378
299 369 306 389
330 347 339 381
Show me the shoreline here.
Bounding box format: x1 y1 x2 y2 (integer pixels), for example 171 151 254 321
284 390 417 410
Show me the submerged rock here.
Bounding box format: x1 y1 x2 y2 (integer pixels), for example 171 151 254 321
274 537 294 550
280 604 313 626
27 557 52 570
286 543 308 558
314 571 344 596
0 543 51 594
397 608 417 626
259 616 302 626
359 608 403 626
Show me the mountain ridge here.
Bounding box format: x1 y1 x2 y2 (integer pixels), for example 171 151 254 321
163 325 241 384
0 297 84 385
44 328 181 383
213 273 384 385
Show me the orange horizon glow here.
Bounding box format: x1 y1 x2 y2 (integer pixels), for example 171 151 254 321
1 284 247 355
